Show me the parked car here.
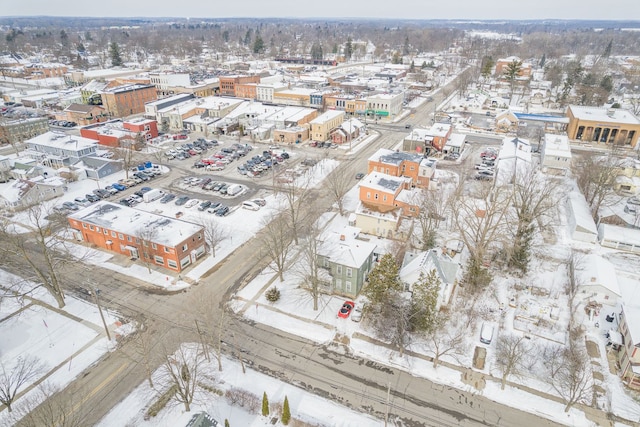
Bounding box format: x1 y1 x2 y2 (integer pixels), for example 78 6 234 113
252 198 266 207
160 194 176 204
242 201 260 211
74 197 91 207
198 200 212 211
185 199 200 209
175 196 189 206
86 193 100 203
93 189 111 199
62 201 79 211
480 323 495 344
111 183 127 191
351 304 363 322
355 172 365 180
215 205 229 216
337 301 355 319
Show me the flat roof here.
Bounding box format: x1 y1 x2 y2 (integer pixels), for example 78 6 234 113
68 201 203 247
568 105 640 125
27 131 96 152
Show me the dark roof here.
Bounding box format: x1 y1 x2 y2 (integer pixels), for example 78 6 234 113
64 103 102 114
185 412 218 427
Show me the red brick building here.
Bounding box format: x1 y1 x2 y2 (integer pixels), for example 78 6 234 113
101 83 158 118
219 75 260 97
68 202 206 272
80 118 158 148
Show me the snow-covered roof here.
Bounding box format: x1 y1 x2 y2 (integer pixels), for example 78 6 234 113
617 275 640 345
568 191 598 235
317 225 377 269
444 133 466 148
568 105 640 125
27 131 97 152
309 109 344 124
599 223 640 247
370 148 422 165
543 134 572 159
400 250 459 306
68 201 203 248
577 254 621 298
359 172 407 195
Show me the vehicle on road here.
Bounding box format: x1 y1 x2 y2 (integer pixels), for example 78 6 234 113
355 172 365 180
338 301 355 319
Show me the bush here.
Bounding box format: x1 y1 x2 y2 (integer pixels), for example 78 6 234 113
225 387 260 411
265 287 281 303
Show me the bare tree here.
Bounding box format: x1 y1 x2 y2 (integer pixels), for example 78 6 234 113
276 172 315 245
9 382 85 427
425 315 467 368
0 204 82 308
135 226 158 274
196 215 230 258
323 165 352 216
366 290 413 356
542 342 566 380
158 343 207 412
114 141 138 180
573 151 623 221
294 225 324 311
187 292 226 372
507 166 559 273
121 318 160 388
550 338 593 412
0 355 45 412
415 187 451 250
494 334 529 390
259 213 293 282
451 183 512 292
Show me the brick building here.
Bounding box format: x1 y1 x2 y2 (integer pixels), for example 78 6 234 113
566 105 640 148
101 84 158 118
368 148 436 188
218 75 260 97
0 117 49 145
68 201 206 272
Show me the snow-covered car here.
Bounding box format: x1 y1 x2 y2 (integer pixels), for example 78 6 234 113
184 199 200 209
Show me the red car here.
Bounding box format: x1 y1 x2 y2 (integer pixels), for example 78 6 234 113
337 301 355 319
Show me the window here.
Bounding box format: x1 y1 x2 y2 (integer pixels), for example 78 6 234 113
346 267 352 278
118 233 124 240
89 225 94 231
103 229 108 235
127 236 132 242
167 259 178 268
154 255 164 265
367 192 371 199
143 240 148 247
336 265 342 275
374 194 379 200
345 281 352 293
323 257 329 267
383 195 387 202
111 231 117 237
82 223 87 229
96 227 100 232
164 247 170 253
182 244 188 251
151 243 157 250
335 278 342 289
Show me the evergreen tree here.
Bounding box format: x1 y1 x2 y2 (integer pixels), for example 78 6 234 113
261 391 269 416
363 253 402 305
310 42 323 60
225 419 230 427
403 35 410 55
345 37 353 60
282 395 291 425
76 42 86 53
539 53 546 68
480 56 494 80
109 42 123 67
410 270 441 333
603 40 612 58
253 32 265 54
409 60 415 73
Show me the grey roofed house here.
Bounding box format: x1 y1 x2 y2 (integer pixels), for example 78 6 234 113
80 156 124 179
185 411 218 427
400 249 460 308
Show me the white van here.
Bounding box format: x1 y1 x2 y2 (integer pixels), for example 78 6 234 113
242 201 260 211
479 323 494 344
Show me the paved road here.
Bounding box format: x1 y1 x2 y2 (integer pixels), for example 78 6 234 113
8 79 569 426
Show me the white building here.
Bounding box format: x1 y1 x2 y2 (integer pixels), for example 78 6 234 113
566 191 598 244
366 92 403 118
577 254 621 305
149 72 191 90
541 134 572 172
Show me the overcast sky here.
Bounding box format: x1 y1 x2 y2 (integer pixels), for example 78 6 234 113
2 0 639 21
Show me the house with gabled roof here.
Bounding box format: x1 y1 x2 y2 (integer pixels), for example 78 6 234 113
316 225 378 298
400 249 460 308
368 148 436 189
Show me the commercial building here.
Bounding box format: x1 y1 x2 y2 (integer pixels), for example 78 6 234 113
309 110 345 142
218 75 260 97
368 148 436 188
566 105 640 148
101 83 158 118
80 118 158 148
365 92 403 118
68 201 206 272
0 117 49 146
58 103 108 126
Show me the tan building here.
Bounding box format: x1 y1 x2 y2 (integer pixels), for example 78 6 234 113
495 56 532 78
567 105 640 147
272 88 317 107
309 110 345 142
58 104 108 126
366 92 403 118
273 126 309 144
0 117 49 146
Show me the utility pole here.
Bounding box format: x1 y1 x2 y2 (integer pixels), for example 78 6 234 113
384 381 391 427
91 286 111 341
